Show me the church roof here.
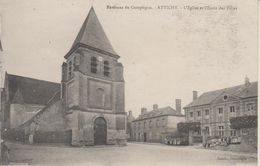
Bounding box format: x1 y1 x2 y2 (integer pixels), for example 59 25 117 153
6 73 60 105
133 106 184 122
65 7 118 59
185 82 258 108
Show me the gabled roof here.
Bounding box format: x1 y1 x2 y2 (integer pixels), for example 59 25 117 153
65 7 118 58
185 82 258 108
6 73 60 105
133 106 184 122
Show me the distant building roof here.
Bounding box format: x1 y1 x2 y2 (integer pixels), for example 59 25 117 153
65 7 119 59
133 106 184 122
6 73 60 105
185 82 258 108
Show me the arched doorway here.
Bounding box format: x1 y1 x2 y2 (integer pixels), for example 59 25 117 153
94 117 107 145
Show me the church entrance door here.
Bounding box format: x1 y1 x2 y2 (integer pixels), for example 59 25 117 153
94 117 107 145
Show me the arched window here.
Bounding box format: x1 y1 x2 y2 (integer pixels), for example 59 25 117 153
96 88 105 107
103 60 110 77
91 57 97 73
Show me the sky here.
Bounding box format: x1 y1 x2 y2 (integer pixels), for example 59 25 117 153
0 0 258 117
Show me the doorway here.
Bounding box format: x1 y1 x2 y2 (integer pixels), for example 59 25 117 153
94 117 107 145
144 133 147 142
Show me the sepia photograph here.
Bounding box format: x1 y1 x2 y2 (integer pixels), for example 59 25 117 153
0 0 258 165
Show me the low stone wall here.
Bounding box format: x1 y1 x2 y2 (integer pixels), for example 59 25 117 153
5 129 26 142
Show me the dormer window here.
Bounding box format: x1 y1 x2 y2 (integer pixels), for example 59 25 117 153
104 60 110 77
91 57 97 73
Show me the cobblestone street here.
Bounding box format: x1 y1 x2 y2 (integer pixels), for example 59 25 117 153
7 142 257 166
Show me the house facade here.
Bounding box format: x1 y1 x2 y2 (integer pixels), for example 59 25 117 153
131 100 185 143
183 77 258 138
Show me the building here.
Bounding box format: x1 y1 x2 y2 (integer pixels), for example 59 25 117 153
61 7 126 146
126 110 135 141
2 74 60 129
131 99 185 143
2 7 126 146
183 77 257 138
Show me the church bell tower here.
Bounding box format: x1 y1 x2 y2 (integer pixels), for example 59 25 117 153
61 7 126 146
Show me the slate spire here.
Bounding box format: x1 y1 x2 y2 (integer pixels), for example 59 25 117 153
67 7 117 58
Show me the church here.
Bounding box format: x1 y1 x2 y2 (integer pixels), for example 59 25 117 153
1 7 126 146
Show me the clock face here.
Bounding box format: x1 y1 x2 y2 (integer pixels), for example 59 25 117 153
98 56 103 62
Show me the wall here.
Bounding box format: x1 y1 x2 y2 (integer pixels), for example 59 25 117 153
10 104 44 128
77 48 118 81
240 127 257 153
35 100 66 132
65 110 126 146
114 82 125 113
64 46 126 146
66 75 79 108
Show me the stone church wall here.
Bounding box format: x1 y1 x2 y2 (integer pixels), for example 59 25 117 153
35 100 66 132
10 104 44 128
65 110 126 146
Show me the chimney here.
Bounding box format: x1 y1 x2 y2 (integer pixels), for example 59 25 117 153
175 99 182 114
153 104 158 111
141 107 147 115
193 91 198 101
245 75 250 86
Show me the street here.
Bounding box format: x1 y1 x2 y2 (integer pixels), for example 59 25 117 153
7 142 257 166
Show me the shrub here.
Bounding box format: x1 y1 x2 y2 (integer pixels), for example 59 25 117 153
177 122 201 133
230 115 257 129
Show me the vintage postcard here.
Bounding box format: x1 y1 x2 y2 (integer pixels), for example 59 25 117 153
0 0 258 165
